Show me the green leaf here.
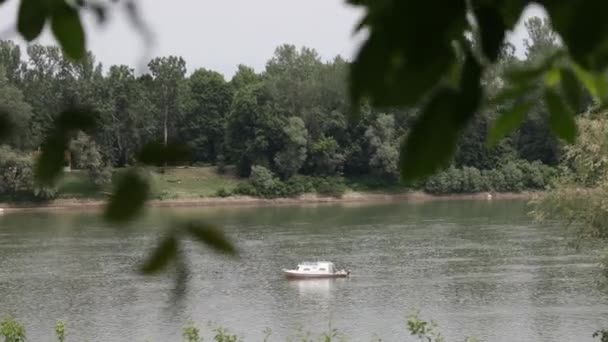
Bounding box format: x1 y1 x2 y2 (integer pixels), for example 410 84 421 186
183 221 237 255
0 111 14 142
544 1 608 70
504 51 563 83
349 0 467 107
572 64 608 104
56 108 97 132
400 87 463 182
35 133 68 186
473 3 505 62
137 142 192 167
400 51 482 182
104 169 149 223
17 0 48 41
490 83 534 106
544 87 577 143
140 233 179 275
51 2 85 60
560 67 582 111
487 102 532 147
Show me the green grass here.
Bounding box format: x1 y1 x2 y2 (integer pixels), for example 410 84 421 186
55 166 244 200
149 166 242 199
56 171 106 199
344 175 410 194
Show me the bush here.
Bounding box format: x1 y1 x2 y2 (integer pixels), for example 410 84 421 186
215 187 232 197
0 316 25 342
233 182 258 197
424 161 556 194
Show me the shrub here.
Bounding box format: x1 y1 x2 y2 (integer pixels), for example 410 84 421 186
55 321 66 342
215 187 232 197
249 165 278 193
313 177 346 197
0 316 25 342
233 183 257 197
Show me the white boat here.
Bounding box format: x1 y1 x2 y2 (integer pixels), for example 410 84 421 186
282 261 350 279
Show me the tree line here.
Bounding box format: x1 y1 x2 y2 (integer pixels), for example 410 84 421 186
0 17 581 199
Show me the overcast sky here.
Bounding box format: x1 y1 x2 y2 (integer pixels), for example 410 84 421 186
0 1 546 78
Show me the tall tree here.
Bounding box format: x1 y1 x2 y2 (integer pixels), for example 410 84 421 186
148 56 188 147
181 69 233 162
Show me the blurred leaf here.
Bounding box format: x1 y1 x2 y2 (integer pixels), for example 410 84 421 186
473 3 505 62
544 1 608 70
35 133 68 186
490 83 534 106
560 67 583 111
572 64 608 103
140 233 179 275
544 87 577 143
544 67 561 87
400 51 482 182
104 169 149 223
137 142 192 167
349 0 467 107
399 87 461 181
17 0 48 41
487 102 532 147
0 111 14 141
504 51 563 83
405 50 482 178
183 221 237 255
55 108 96 132
51 1 85 60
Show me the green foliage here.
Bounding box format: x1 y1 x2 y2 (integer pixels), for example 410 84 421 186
213 327 239 342
55 321 66 342
424 161 555 194
365 114 400 179
274 117 308 179
104 169 149 223
140 233 179 275
183 321 202 342
0 317 25 342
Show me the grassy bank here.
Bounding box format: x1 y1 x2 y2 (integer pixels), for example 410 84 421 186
0 166 540 212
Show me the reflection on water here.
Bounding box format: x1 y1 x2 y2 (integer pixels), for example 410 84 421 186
0 200 607 341
288 278 347 299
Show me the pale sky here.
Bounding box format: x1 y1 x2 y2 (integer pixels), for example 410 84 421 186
0 1 546 78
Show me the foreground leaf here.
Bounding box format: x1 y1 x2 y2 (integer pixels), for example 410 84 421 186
137 142 192 166
140 233 179 275
0 111 13 141
560 67 583 111
544 87 577 143
487 102 532 147
50 1 85 60
17 0 48 41
104 169 149 223
35 133 68 186
183 221 237 255
55 108 97 132
473 3 505 62
400 51 481 182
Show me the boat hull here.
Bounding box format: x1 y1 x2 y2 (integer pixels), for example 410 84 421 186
282 270 350 279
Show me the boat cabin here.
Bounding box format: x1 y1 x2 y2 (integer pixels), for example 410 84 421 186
297 261 335 274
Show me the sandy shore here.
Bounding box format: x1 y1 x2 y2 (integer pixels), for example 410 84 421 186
0 191 540 213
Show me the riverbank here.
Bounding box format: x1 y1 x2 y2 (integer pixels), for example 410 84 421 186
0 191 540 213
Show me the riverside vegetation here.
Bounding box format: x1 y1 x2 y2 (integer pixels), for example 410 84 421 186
0 311 480 342
4 0 608 340
0 17 567 202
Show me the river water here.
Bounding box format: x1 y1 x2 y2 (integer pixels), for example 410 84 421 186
0 200 606 341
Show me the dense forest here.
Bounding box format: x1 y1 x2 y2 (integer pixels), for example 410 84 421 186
0 17 587 200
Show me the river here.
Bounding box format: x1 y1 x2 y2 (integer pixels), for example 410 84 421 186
0 200 606 341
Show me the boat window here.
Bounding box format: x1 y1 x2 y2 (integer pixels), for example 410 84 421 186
319 268 326 271
303 268 310 271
